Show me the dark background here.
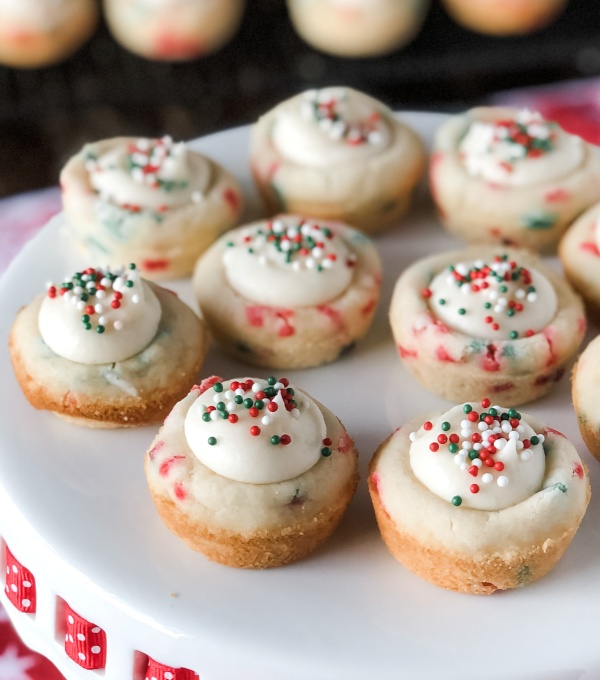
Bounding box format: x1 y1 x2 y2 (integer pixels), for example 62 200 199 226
1 0 600 196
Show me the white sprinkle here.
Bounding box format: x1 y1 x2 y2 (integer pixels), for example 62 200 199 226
258 255 267 266
460 463 468 471
478 422 488 431
291 408 301 419
409 432 417 442
516 289 526 299
210 411 219 421
516 441 524 450
472 458 483 468
497 476 509 487
527 292 537 302
77 301 86 311
482 473 493 484
113 320 123 331
521 450 532 461
454 455 464 466
473 443 482 451
501 421 512 433
261 416 272 426
132 294 140 304
225 390 234 400
517 425 525 434
494 438 506 450
460 420 471 429
272 220 284 233
98 316 106 326
226 402 236 412
213 394 221 403
461 441 471 450
94 304 103 314
235 388 245 396
273 382 284 390
96 290 106 300
252 383 261 393
508 430 519 440
537 434 545 443
461 429 471 439
73 286 84 295
322 259 333 269
305 258 315 269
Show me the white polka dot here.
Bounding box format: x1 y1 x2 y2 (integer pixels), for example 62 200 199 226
22 599 31 608
78 652 86 661
165 673 174 680
91 627 101 634
77 633 86 641
65 634 69 642
10 584 17 592
22 581 31 588
12 565 18 574
91 645 101 654
68 615 74 624
6 566 9 574
68 635 74 643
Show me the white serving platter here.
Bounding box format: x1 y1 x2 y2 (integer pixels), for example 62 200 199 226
0 113 598 680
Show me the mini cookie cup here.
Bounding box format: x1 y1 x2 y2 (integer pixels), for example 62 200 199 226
9 285 209 428
369 412 590 594
61 137 243 281
250 96 425 235
145 385 359 568
389 246 586 405
193 218 382 369
430 107 600 251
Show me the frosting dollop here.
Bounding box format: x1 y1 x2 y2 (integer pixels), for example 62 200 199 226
184 377 328 484
0 0 71 30
426 254 557 340
223 217 356 307
271 87 392 167
459 110 583 187
409 399 546 511
38 264 161 365
85 136 210 212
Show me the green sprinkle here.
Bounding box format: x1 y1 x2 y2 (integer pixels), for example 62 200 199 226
129 263 136 270
510 331 518 339
270 435 281 445
243 398 253 409
507 308 515 317
202 412 211 422
219 411 228 419
463 404 472 414
80 293 89 302
216 402 226 411
125 280 134 288
208 437 217 446
96 325 105 334
508 408 518 418
458 308 466 315
530 436 540 445
321 447 332 457
484 302 491 309
489 407 497 417
81 314 90 323
213 382 223 393
439 298 446 305
268 376 277 385
441 421 451 431
500 285 508 293
234 395 243 405
451 496 462 507
83 322 92 330
287 388 295 396
226 241 234 247
468 450 479 460
448 443 459 453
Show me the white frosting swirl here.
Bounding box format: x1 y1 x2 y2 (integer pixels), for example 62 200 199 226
0 0 72 30
38 265 161 365
427 256 557 340
223 217 356 307
409 402 546 511
271 87 392 167
85 136 210 212
459 110 584 187
184 377 328 484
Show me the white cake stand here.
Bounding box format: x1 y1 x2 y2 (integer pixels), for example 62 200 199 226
1 115 599 680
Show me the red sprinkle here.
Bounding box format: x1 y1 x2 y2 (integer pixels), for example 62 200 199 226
250 426 261 436
228 414 238 423
470 484 480 494
481 398 491 408
280 434 291 445
429 443 439 452
494 461 505 471
268 402 278 412
423 421 433 431
437 434 448 445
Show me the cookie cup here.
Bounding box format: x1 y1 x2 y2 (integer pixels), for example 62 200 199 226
558 202 600 317
369 412 590 594
250 102 425 235
389 246 586 405
9 285 209 428
61 137 243 281
0 0 98 68
572 335 600 463
286 0 429 58
145 389 359 568
193 220 382 369
430 107 600 251
441 0 567 35
104 0 244 61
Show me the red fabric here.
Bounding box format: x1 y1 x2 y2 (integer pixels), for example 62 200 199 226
0 604 65 679
146 657 199 680
64 604 107 670
4 547 36 614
